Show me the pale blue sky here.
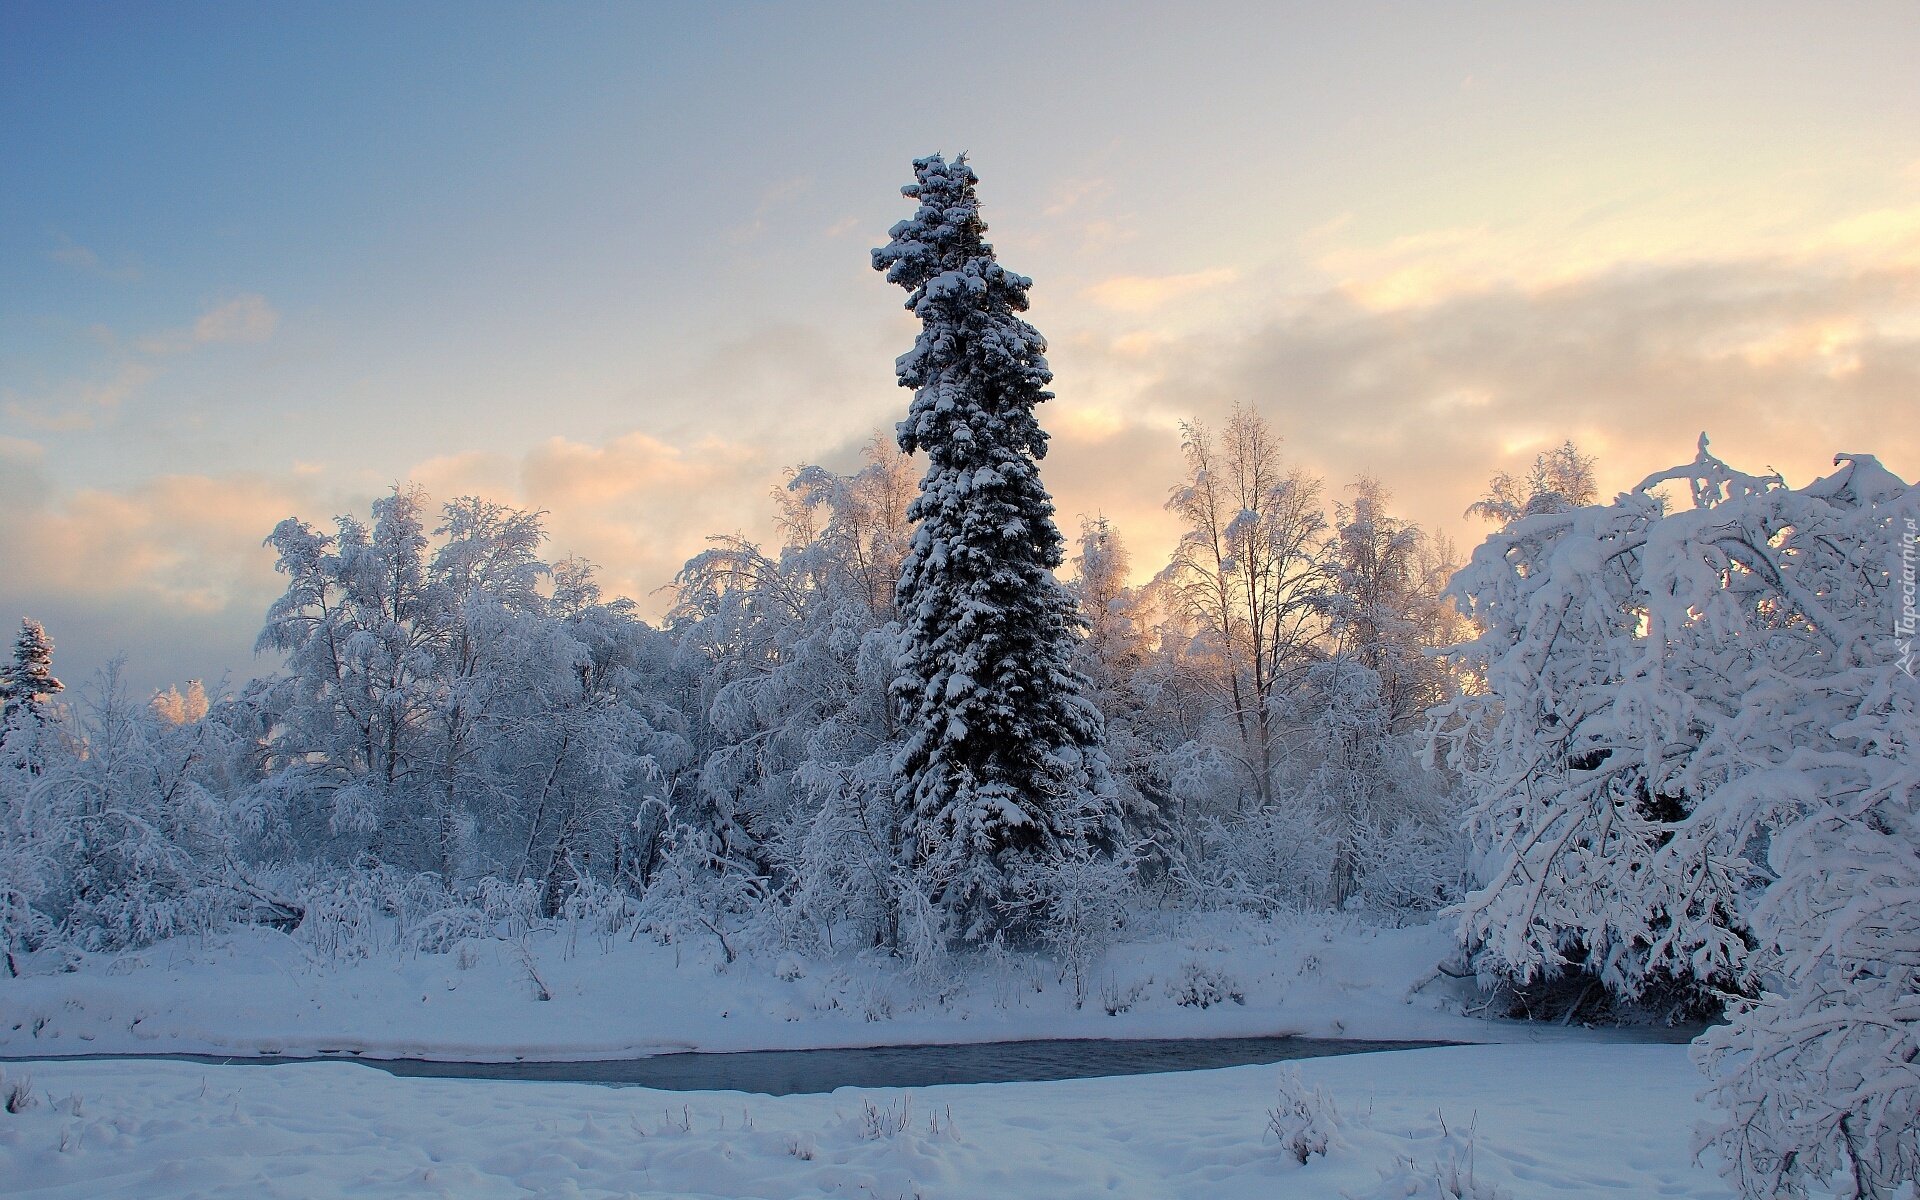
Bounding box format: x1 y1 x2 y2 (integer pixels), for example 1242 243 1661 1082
4 2 1919 692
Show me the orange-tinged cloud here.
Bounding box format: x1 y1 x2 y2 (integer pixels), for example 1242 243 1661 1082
1811 204 1920 266
0 427 776 627
1081 268 1238 314
2 473 307 614
398 430 773 614
1073 255 1920 564
1311 199 1920 316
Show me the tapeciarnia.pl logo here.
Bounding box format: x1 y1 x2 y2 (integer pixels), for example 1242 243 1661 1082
1900 515 1917 676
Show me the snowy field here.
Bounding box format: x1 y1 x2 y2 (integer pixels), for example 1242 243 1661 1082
0 1044 1739 1199
0 914 1658 1062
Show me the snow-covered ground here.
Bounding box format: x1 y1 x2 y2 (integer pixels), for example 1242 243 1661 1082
3 914 1747 1196
0 1043 1736 1198
0 913 1677 1062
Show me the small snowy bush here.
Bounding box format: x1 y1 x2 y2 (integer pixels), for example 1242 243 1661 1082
1267 1066 1340 1163
1360 1142 1513 1200
1100 973 1151 1015
856 1095 913 1140
1169 959 1244 1008
3 1068 37 1114
1037 843 1138 1008
635 821 771 965
1357 817 1466 919
1194 805 1333 913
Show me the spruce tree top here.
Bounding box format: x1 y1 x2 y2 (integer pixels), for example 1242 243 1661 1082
874 155 1055 469
873 155 1112 931
1 617 63 720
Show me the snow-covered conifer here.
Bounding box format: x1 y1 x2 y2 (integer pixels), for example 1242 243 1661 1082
874 154 1114 937
0 619 63 726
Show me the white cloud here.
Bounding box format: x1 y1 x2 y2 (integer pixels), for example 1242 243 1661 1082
5 296 282 434
1043 177 1111 218
730 175 816 243
3 362 159 431
45 233 141 282
192 294 280 344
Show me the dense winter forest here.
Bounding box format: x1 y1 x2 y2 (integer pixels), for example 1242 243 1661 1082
4 155 1918 1199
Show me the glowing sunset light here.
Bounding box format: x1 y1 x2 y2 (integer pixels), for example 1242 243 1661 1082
2 3 1915 689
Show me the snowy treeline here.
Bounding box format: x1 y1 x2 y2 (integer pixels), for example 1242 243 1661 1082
1 491 696 963
3 430 1479 975
0 419 1467 955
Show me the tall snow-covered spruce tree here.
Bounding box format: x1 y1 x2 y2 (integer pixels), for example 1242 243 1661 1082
874 154 1115 939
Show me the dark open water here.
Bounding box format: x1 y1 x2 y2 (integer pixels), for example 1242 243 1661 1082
6 1036 1456 1096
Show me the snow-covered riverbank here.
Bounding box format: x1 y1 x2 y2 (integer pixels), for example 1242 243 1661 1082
0 913 1682 1063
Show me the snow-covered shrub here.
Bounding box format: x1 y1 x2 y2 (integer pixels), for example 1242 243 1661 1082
0 762 55 975
1169 958 1244 1008
5 664 243 951
1036 842 1139 1008
782 756 911 957
556 875 642 956
3 1067 37 1114
294 876 388 962
1170 661 1461 920
288 867 546 961
856 1095 914 1140
889 874 951 985
1267 1066 1340 1163
1694 696 1919 1199
1099 973 1151 1015
636 821 771 965
1359 1139 1512 1200
1357 816 1468 919
1193 804 1334 913
470 876 545 938
1188 794 1460 920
